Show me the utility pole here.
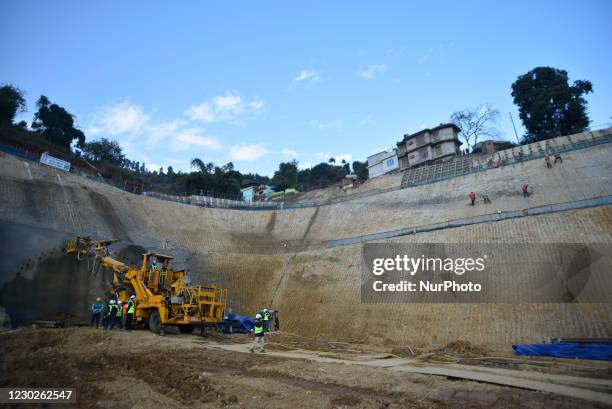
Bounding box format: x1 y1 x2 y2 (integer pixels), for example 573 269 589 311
509 112 520 144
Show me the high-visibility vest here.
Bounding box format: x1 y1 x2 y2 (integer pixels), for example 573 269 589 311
127 301 135 314
116 305 122 317
254 320 264 335
262 311 270 321
107 305 116 316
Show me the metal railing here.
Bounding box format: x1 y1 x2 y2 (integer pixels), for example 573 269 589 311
401 133 612 188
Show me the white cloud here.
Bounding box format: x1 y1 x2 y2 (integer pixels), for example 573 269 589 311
294 69 319 83
282 148 298 158
334 154 352 164
298 161 312 169
417 56 428 64
185 92 263 123
212 93 243 117
185 103 215 123
314 152 352 164
355 64 387 80
229 144 269 161
147 120 188 144
307 119 343 130
360 115 374 126
170 129 222 151
89 100 150 135
286 69 320 91
248 99 264 110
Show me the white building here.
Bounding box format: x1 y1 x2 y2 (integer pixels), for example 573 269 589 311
367 149 398 179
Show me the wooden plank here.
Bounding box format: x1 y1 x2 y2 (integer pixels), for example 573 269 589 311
392 365 612 406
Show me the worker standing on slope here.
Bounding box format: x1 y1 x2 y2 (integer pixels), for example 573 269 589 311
261 308 271 332
90 297 104 328
468 191 476 206
125 295 136 331
249 313 266 353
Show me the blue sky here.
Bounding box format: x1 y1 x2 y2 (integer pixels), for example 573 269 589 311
1 1 611 176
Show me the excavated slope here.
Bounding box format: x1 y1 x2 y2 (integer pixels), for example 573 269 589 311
1 135 611 345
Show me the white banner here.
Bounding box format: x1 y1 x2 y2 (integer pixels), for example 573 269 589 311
40 152 71 172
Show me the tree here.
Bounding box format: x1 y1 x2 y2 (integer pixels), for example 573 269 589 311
328 157 336 164
450 105 500 152
0 84 27 125
511 67 593 143
272 160 298 191
31 95 85 149
82 138 125 164
167 166 174 176
352 160 369 182
191 158 214 174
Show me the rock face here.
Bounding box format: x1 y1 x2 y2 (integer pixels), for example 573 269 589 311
1 131 612 345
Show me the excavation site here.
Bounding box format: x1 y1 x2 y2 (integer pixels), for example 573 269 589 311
1 128 612 408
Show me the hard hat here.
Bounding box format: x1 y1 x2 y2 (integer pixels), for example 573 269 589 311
130 295 136 300
96 297 102 301
255 313 262 319
117 301 122 304
110 299 116 304
263 308 268 312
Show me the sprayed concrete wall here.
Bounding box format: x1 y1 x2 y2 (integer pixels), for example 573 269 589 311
0 135 611 345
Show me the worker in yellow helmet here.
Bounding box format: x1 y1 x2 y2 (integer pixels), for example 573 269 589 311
90 297 104 328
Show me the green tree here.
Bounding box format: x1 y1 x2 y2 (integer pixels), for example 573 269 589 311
82 138 125 164
352 160 369 182
511 67 593 143
32 95 85 149
272 160 298 191
0 84 27 125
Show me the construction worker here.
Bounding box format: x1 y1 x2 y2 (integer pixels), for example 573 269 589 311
90 297 104 328
115 301 123 329
249 313 266 353
261 308 271 332
468 191 476 206
106 299 118 330
125 295 136 331
121 300 128 329
522 183 530 198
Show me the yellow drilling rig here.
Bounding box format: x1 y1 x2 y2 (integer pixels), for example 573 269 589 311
66 236 227 334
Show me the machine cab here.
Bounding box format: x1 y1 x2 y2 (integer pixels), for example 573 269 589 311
141 252 178 293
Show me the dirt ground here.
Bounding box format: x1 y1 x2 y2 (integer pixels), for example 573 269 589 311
0 328 610 409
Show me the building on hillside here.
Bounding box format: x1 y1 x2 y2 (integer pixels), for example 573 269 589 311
367 149 398 179
241 184 274 202
241 186 255 202
472 140 516 155
396 123 462 169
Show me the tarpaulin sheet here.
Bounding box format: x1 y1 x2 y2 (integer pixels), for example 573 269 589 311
512 343 612 361
224 313 254 332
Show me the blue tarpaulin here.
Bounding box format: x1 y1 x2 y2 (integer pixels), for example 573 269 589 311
513 343 612 361
221 313 254 333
